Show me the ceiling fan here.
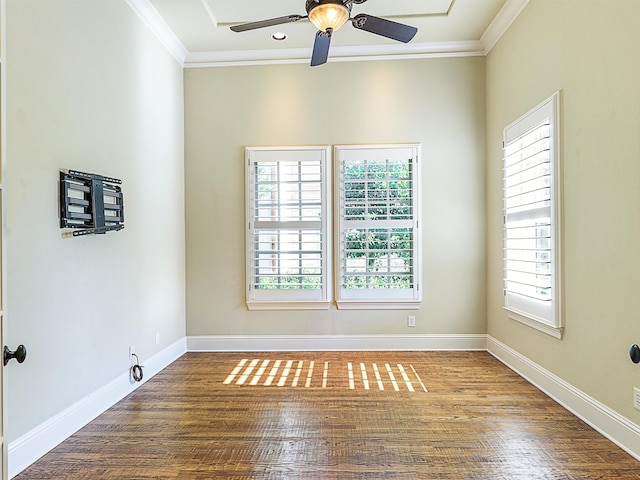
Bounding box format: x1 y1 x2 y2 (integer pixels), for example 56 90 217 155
230 0 418 67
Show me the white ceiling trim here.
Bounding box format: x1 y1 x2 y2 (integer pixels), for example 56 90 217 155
184 40 485 68
481 0 530 54
126 0 188 66
127 0 528 69
199 0 219 29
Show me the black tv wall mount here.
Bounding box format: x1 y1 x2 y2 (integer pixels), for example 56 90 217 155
59 169 124 237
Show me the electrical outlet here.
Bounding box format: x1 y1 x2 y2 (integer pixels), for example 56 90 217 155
634 387 640 411
155 332 160 345
129 345 135 360
407 316 416 327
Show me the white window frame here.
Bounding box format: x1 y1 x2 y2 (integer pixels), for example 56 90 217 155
335 144 422 310
503 92 563 338
245 146 331 310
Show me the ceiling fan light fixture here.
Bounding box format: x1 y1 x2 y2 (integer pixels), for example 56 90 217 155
231 0 418 67
307 1 350 33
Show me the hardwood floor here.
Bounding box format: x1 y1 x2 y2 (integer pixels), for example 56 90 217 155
15 352 640 479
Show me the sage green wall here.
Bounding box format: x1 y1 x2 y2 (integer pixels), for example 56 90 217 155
5 0 185 441
185 58 487 336
486 1 640 422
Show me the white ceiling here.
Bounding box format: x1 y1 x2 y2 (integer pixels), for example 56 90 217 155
128 0 529 67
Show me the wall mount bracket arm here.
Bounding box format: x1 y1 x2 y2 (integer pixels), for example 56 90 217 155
59 169 125 237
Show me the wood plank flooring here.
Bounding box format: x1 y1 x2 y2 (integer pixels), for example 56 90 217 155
14 352 640 479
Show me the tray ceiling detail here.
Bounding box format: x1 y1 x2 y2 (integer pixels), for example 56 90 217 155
127 0 530 67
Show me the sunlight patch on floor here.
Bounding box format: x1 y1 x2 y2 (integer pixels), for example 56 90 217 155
223 358 428 392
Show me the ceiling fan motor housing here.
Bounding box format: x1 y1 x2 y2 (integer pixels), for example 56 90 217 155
305 0 352 16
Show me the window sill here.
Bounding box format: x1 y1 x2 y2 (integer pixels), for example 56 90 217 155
505 307 563 339
247 301 331 311
337 300 421 310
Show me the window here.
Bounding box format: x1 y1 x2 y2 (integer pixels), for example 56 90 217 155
503 92 562 338
246 147 331 310
335 144 422 309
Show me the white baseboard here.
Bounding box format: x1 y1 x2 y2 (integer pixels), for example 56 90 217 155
186 334 488 352
8 337 187 479
487 335 640 462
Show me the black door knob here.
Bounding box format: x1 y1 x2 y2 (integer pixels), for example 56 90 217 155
631 344 640 364
3 345 27 366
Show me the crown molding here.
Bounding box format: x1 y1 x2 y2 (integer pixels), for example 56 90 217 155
481 0 530 54
184 40 485 68
126 0 188 66
126 0 528 68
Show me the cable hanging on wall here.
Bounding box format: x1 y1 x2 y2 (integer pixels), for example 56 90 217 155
130 353 144 382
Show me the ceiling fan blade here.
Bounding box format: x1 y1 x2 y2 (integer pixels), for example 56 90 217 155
230 14 306 33
310 30 332 67
351 14 417 43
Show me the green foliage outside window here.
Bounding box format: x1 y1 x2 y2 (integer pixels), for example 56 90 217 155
343 158 414 289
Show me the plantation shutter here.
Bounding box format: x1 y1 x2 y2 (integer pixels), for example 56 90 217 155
503 120 552 301
503 93 562 336
336 144 421 309
246 147 331 310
